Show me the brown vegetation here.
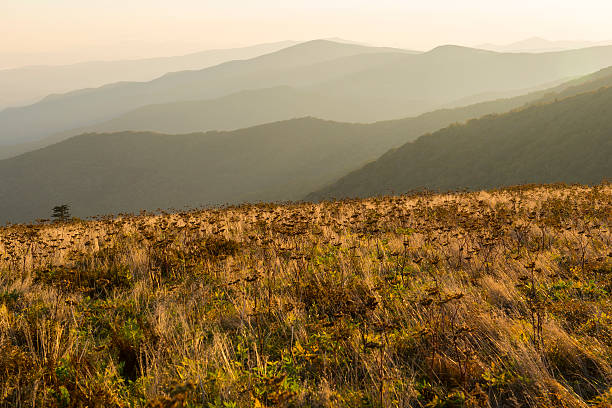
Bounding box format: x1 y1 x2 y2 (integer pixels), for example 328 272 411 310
1 183 611 407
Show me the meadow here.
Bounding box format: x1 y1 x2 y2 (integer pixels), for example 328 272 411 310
1 183 611 407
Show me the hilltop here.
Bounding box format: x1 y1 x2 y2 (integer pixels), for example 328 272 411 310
1 184 611 406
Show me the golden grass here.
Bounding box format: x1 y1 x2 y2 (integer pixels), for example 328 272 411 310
0 183 611 407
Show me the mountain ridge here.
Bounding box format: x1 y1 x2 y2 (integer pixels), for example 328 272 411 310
0 41 301 110
307 84 612 200
4 63 612 161
6 42 612 149
0 40 413 146
0 117 414 223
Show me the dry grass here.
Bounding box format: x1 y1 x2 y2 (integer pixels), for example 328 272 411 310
0 183 611 407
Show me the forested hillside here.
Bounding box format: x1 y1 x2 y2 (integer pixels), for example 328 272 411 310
0 118 409 223
309 85 612 200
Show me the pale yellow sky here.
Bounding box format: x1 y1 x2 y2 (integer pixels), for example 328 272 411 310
3 0 612 67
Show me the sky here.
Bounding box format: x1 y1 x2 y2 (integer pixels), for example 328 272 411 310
3 0 612 68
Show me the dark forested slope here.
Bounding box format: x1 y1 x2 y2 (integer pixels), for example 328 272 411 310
0 118 409 223
309 86 612 199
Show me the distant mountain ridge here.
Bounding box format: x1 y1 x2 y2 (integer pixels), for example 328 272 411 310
4 61 612 161
306 44 612 115
0 41 299 110
76 63 612 135
477 37 612 53
6 41 612 151
0 40 410 147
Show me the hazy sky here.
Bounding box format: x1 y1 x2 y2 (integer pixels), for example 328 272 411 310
3 0 612 67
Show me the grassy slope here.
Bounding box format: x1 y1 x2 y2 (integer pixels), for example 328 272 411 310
309 83 612 200
1 184 611 407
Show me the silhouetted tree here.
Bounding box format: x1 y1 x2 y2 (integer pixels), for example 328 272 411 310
52 204 71 222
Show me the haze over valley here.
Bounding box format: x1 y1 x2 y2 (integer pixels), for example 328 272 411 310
2 59 612 223
2 36 612 222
